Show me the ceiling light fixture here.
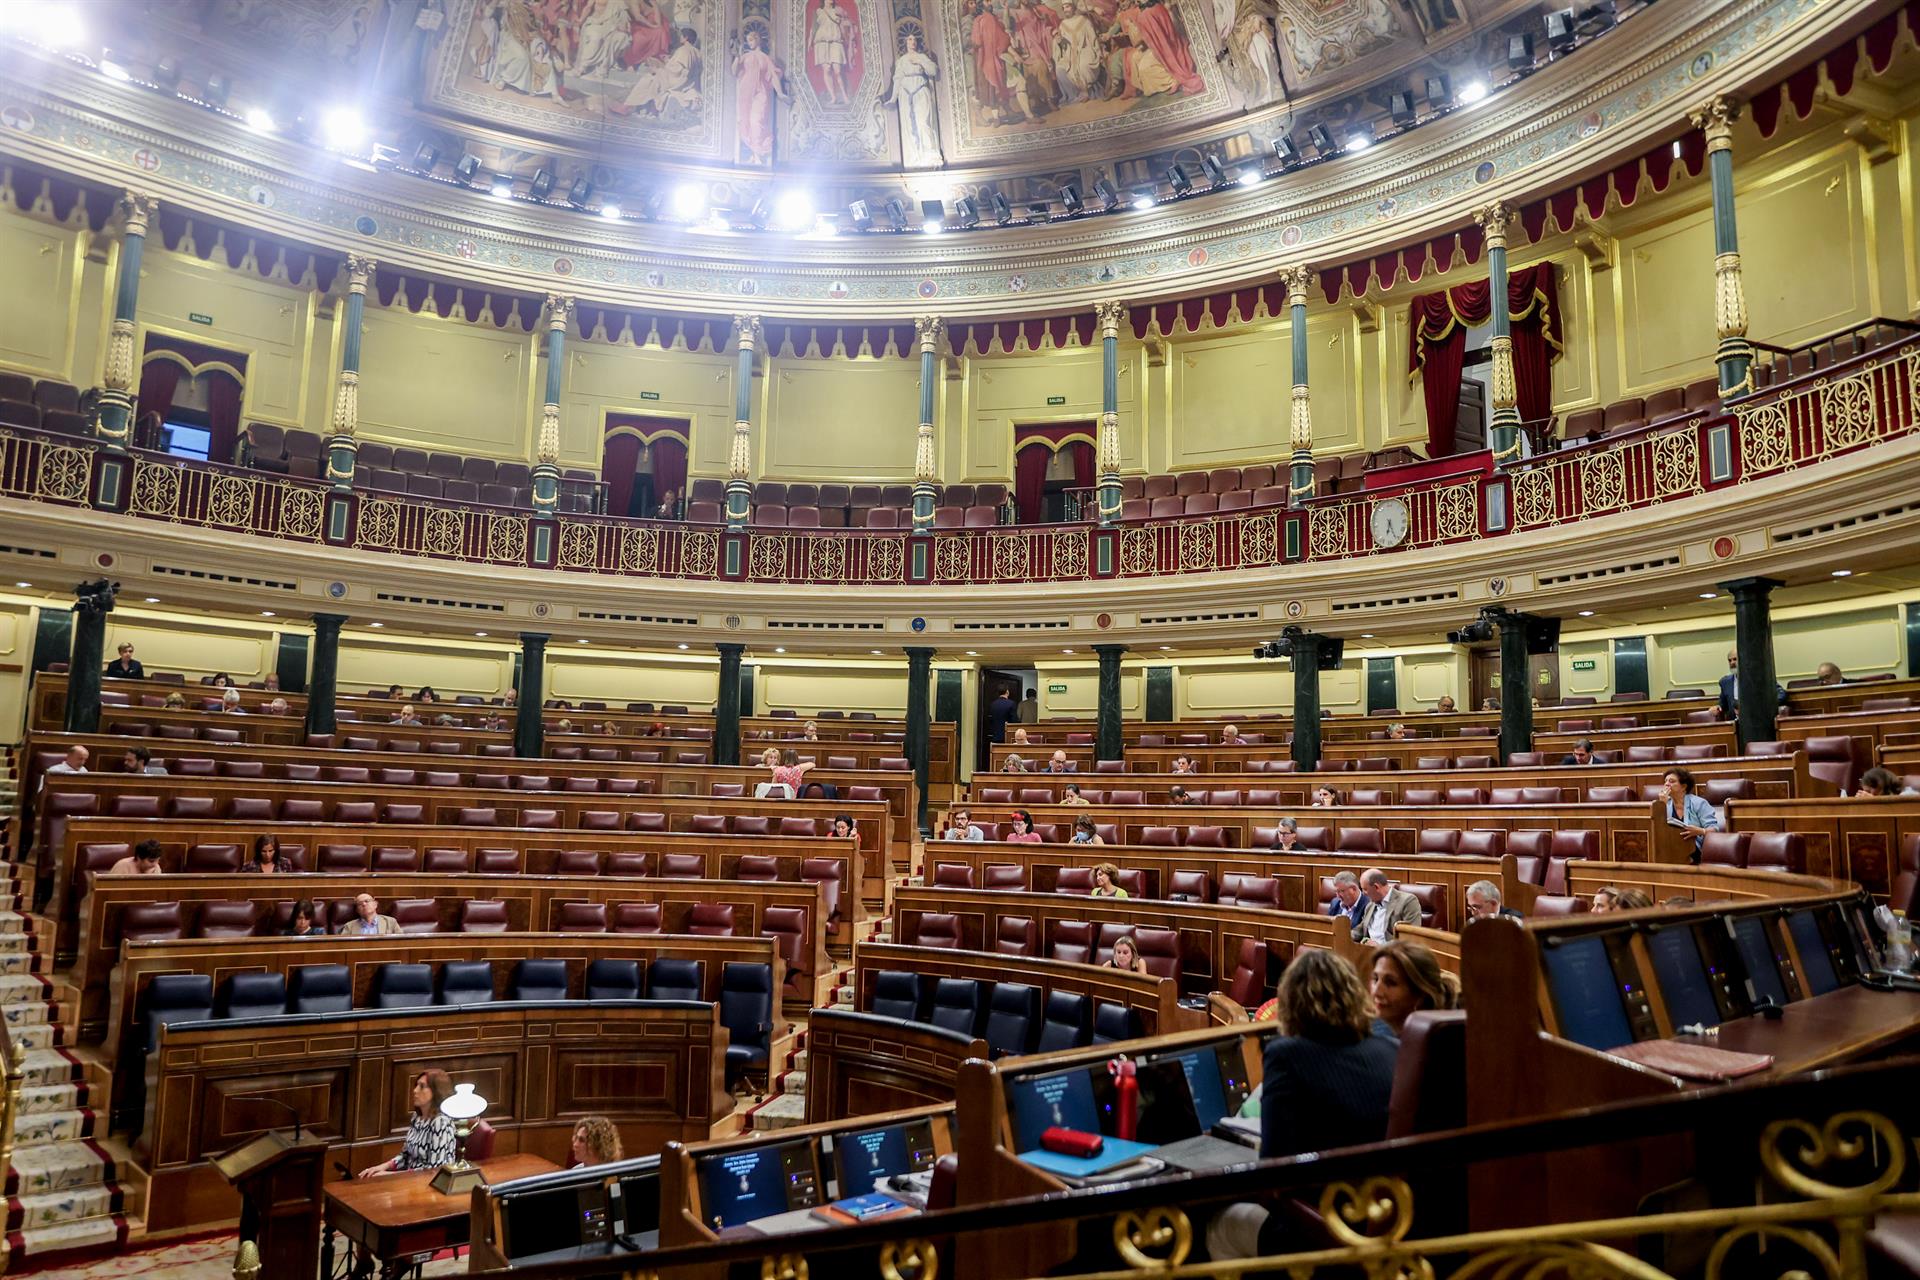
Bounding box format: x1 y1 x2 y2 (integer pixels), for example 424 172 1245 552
474 631 488 637
13 581 30 589
99 50 132 81
1236 167 1265 187
567 176 593 206
671 181 706 220
320 105 367 151
1199 155 1227 188
1457 79 1489 104
243 106 276 133
1306 124 1336 155
1831 569 1853 577
1272 134 1301 165
369 621 383 627
919 198 944 233
677 642 690 650
1093 178 1120 211
1059 184 1084 215
884 197 908 230
260 610 276 617
989 191 1013 224
1165 164 1193 196
528 168 555 199
599 202 623 221
1130 187 1157 211
774 646 786 653
1577 610 1595 617
488 174 514 200
773 189 814 231
145 596 159 603
1698 592 1718 600
952 195 980 228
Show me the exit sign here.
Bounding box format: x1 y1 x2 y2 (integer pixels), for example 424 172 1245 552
1048 683 1067 693
1046 395 1066 405
188 312 213 326
640 391 660 401
1571 659 1597 671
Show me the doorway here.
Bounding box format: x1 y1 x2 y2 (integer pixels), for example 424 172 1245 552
1468 647 1561 710
602 416 689 519
978 666 1032 770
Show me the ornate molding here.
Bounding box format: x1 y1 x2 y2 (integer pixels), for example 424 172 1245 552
344 253 376 295
1095 302 1128 342
1289 384 1313 453
1472 201 1514 252
117 190 158 239
1715 251 1750 343
545 294 575 333
733 315 762 351
102 317 136 394
330 368 359 441
1282 266 1315 309
915 316 944 355
537 402 561 466
1691 95 1741 154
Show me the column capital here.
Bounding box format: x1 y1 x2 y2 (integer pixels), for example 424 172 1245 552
1091 642 1129 657
118 191 159 238
902 645 936 662
1094 301 1128 340
1716 575 1784 600
1471 201 1513 250
344 254 377 294
915 316 945 353
310 612 349 629
1281 265 1315 307
1689 95 1741 154
733 314 762 350
715 641 746 657
544 294 575 332
519 631 550 648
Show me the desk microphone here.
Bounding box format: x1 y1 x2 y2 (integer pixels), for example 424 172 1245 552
249 1095 304 1140
1751 997 1785 1020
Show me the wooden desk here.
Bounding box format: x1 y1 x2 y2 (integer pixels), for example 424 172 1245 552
323 1153 557 1279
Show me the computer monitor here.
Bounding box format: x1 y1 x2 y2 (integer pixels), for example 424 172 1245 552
1007 1065 1102 1152
696 1139 822 1230
1541 933 1634 1050
1146 1043 1247 1130
1785 909 1840 996
1645 923 1721 1031
610 1164 661 1239
1730 914 1792 1006
1091 1056 1201 1145
499 1181 611 1260
831 1118 938 1197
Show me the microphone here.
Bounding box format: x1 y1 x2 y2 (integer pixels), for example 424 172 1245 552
248 1094 304 1141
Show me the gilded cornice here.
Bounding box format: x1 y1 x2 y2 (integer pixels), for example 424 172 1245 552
0 0 1872 320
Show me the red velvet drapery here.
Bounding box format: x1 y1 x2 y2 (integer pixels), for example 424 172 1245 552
1012 423 1096 523
136 359 184 433
203 370 244 464
602 415 690 518
1406 263 1561 457
141 334 251 461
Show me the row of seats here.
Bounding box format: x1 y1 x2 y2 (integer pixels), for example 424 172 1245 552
111 896 754 940
1561 377 1720 442
140 958 772 1084
0 370 87 437
979 778 1753 810
238 426 606 513
866 969 1145 1058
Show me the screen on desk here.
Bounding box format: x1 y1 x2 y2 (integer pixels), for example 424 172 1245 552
1146 1043 1247 1130
1008 1066 1102 1151
1731 915 1791 1006
697 1140 821 1229
611 1167 661 1238
1786 909 1840 995
1646 924 1721 1031
1086 1056 1203 1145
501 1183 611 1260
832 1118 938 1197
1542 934 1634 1051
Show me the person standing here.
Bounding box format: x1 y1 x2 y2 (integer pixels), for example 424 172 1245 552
987 687 1017 744
811 0 857 105
105 642 145 679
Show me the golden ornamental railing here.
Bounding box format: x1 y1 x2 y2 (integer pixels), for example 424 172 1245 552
0 336 1915 588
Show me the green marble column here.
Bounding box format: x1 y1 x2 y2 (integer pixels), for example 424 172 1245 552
304 613 346 738
514 633 548 759
1094 644 1127 762
1497 615 1536 764
325 255 375 490
715 643 745 766
1284 266 1316 505
911 316 942 534
904 647 933 834
1477 201 1522 466
63 584 112 734
94 192 157 452
1692 96 1754 395
726 315 760 531
1290 636 1325 772
531 295 572 517
1095 302 1126 525
1722 576 1784 749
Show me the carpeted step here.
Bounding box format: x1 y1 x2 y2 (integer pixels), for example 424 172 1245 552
16 1082 87 1116
5 1139 115 1197
6 1023 63 1052
6 1211 128 1262
11 1108 95 1149
19 1049 85 1090
5 1181 122 1233
750 1093 807 1132
2 999 55 1029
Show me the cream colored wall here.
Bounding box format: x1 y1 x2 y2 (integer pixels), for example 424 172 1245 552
543 650 718 709
958 344 1142 481
338 632 517 701
101 608 282 685
0 203 86 383
1032 665 1144 718
357 297 536 460
1558 637 1617 702
1163 310 1361 470
0 598 38 743
761 358 920 480
1397 649 1468 712
565 337 734 476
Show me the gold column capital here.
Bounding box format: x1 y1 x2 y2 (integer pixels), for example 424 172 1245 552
732 314 762 351
1281 265 1315 308
544 294 575 332
344 254 377 294
1095 301 1128 340
1471 201 1513 251
118 191 159 239
1690 95 1741 153
915 315 945 354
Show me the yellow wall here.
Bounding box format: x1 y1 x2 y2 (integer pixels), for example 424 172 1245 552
102 609 281 686
958 345 1142 482
564 338 733 475
0 202 85 382
762 358 921 480
357 297 536 460
0 598 37 742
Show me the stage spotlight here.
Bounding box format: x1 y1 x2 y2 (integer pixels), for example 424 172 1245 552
671 181 707 219
1508 33 1536 71
1272 134 1300 165
1577 2 1617 35
1166 164 1192 196
774 189 814 230
488 173 514 199
1545 8 1576 51
204 74 230 106
1389 92 1417 126
747 197 771 228
1458 79 1489 103
920 198 945 233
599 203 623 221
453 154 481 184
1346 126 1374 152
990 191 1013 224
529 168 555 199
242 105 274 132
848 199 873 230
1236 166 1264 187
567 176 593 206
1423 75 1451 107
153 57 181 90
1306 124 1336 155
1200 154 1227 187
413 142 441 171
1059 184 1083 215
953 195 980 228
1093 178 1120 211
1130 187 1157 211
884 197 907 229
99 50 132 82
320 105 367 151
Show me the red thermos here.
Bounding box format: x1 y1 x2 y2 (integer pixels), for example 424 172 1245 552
1108 1055 1138 1141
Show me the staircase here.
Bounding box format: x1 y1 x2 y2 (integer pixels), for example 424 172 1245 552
0 757 130 1270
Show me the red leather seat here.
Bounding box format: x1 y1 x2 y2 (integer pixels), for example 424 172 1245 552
1399 882 1448 930
1219 873 1278 908
556 902 607 932
1183 825 1230 848
184 843 243 873
1055 867 1093 894
1169 869 1212 901
657 852 703 878
392 899 442 934
1586 786 1633 802
475 848 522 874
1133 928 1180 979
122 902 187 942
1226 938 1267 1007
1489 788 1525 805
1047 921 1094 964
195 901 261 938
627 812 668 832
760 907 810 989
610 902 662 933
1457 830 1506 858
731 816 770 836
1335 828 1382 854
1747 832 1806 873
735 854 780 882
1139 826 1180 846
1531 894 1589 917
1698 832 1750 868
1416 829 1459 855
688 903 736 935
1445 787 1486 805
779 817 821 836
554 849 602 876
932 862 974 888
994 916 1037 956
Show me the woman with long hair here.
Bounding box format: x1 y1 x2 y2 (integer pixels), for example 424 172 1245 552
571 1115 624 1166
1368 942 1460 1036
1106 935 1146 973
359 1069 456 1176
240 833 292 874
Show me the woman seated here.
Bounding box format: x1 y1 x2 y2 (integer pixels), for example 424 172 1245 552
570 1115 624 1167
1006 809 1044 843
1090 861 1127 898
830 814 858 839
241 833 293 874
1219 723 1243 745
1003 754 1031 773
417 686 439 704
1590 885 1653 914
801 720 820 741
283 898 327 937
1311 785 1339 807
1061 782 1090 806
359 1070 456 1177
1070 816 1103 845
1105 934 1146 973
761 747 814 796
1271 816 1301 851
1662 766 1720 857
1368 942 1460 1037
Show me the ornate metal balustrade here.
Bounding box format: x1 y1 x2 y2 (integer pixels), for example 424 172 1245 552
4 337 1916 587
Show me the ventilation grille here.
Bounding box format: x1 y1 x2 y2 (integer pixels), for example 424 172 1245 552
1538 555 1682 588
578 610 699 626
0 544 57 561
766 618 887 631
152 563 298 591
373 590 505 613
952 619 1072 632
1771 500 1920 545
1331 589 1460 613
1140 608 1260 626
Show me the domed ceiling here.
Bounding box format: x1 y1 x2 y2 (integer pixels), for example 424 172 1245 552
139 0 1541 199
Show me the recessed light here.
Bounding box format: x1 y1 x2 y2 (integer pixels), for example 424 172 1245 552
13 582 29 589
1831 569 1853 577
774 647 786 653
144 596 159 604
1359 634 1374 639
474 631 488 637
1062 649 1075 655
870 650 883 655
1159 646 1172 651
1578 610 1595 618
677 643 689 650
576 638 589 643
243 106 276 133
369 621 383 628
965 650 978 656
1698 592 1717 600
260 610 275 617
1458 80 1489 104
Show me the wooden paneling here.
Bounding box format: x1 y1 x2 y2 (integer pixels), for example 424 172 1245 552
803 1010 984 1124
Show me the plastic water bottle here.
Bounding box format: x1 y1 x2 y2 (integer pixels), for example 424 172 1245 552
1876 906 1914 971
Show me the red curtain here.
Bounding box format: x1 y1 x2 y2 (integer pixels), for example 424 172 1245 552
1406 264 1561 456
650 436 687 515
602 415 690 518
203 370 244 465
137 358 184 428
1012 423 1097 523
1014 443 1052 524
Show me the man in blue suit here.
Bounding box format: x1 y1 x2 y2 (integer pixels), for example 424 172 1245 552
1718 647 1786 721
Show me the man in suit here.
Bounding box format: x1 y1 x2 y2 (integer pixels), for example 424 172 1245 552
1718 647 1787 721
104 642 144 679
338 892 400 936
1464 879 1523 923
1352 868 1420 944
1325 870 1366 929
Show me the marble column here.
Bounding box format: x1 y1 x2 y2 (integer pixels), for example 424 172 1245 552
514 633 548 759
531 295 572 517
304 613 346 738
726 315 760 531
1692 96 1754 396
63 585 111 735
1496 614 1537 764
1475 201 1522 466
904 647 933 833
1284 265 1316 505
95 191 158 452
1721 576 1784 748
714 642 745 766
325 255 375 491
911 316 943 534
1289 636 1326 772
1095 301 1126 525
1094 645 1127 763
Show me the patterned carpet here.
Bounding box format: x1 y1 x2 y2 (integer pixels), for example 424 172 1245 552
8 1233 469 1277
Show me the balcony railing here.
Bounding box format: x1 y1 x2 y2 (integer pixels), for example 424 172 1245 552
2 335 1915 587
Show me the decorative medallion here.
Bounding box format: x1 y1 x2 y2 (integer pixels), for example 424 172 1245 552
911 617 927 632
916 280 938 298
326 581 348 599
532 601 551 617
353 215 378 236
1712 536 1736 559
1280 226 1302 247
1474 161 1496 183
246 184 274 208
0 106 34 131
827 281 850 299
1284 600 1303 619
1187 247 1210 268
645 269 665 288
95 552 115 568
454 239 477 259
1489 576 1508 596
1579 111 1603 138
724 614 741 630
1006 275 1028 294
1096 612 1112 629
553 257 574 276
131 147 161 172
1691 51 1715 78
737 278 758 295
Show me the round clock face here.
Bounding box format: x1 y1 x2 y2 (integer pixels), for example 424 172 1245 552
1370 498 1410 548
